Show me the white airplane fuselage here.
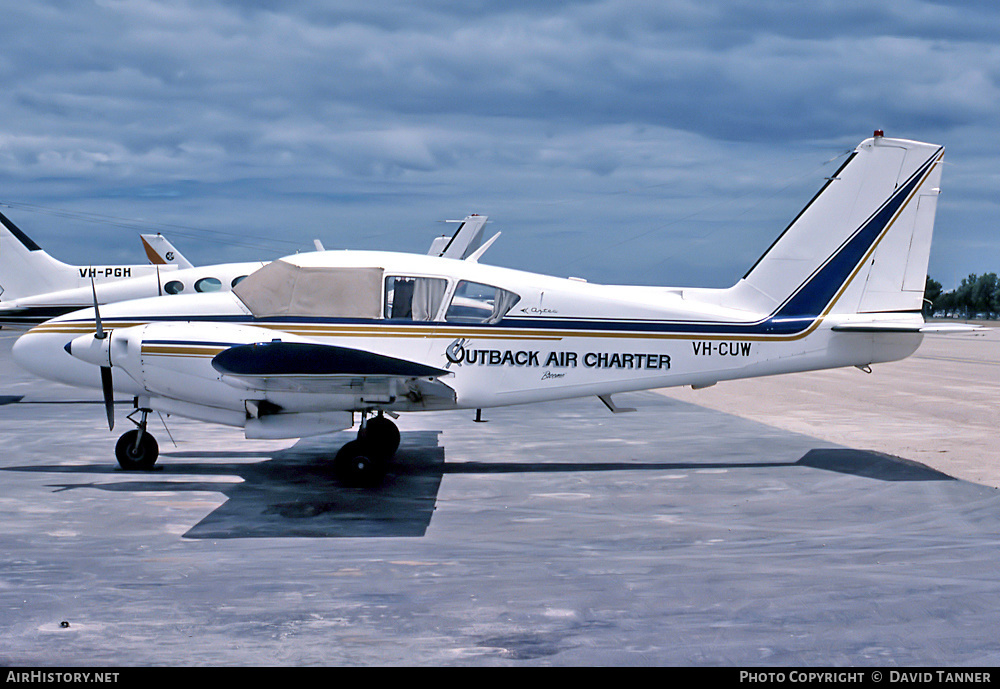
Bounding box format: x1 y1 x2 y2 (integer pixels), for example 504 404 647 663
12 249 923 430
0 261 264 328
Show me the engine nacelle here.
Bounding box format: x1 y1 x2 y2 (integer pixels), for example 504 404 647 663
105 322 291 411
90 322 370 437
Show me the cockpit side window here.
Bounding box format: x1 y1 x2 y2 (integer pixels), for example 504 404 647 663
384 276 448 321
444 280 520 324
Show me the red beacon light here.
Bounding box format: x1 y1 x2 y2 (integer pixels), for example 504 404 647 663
873 129 885 138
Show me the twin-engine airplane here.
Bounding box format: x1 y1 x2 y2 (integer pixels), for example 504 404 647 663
13 134 953 484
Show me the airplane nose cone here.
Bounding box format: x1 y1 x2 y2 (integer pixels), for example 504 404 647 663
13 326 145 397
12 328 106 389
11 330 54 379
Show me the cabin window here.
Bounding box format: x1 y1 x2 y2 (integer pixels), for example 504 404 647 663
445 280 520 324
164 280 184 295
231 275 247 288
232 259 383 318
195 277 222 293
384 276 448 321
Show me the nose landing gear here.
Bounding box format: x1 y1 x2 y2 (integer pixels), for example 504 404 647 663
115 408 159 471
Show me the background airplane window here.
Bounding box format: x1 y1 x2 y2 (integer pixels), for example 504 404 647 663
445 281 520 324
164 280 184 294
195 277 222 292
384 276 448 321
231 275 247 287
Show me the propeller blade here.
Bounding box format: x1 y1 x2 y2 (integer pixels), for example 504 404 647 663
90 276 114 430
90 277 105 340
100 366 114 431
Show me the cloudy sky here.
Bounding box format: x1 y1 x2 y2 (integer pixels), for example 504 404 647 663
0 0 997 289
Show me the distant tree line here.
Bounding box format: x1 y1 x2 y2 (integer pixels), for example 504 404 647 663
924 274 1000 319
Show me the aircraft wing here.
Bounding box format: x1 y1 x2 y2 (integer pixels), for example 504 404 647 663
211 341 456 403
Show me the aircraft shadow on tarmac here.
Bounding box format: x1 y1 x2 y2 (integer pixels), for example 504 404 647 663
4 432 953 539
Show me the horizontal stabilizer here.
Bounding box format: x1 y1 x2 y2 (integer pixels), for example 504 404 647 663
212 341 450 379
831 322 985 334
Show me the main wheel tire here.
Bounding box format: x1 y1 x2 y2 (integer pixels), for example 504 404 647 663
359 416 400 459
334 439 385 486
115 430 159 471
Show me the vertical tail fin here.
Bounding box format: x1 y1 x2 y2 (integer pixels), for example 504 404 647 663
0 210 81 301
140 233 194 269
725 133 944 319
427 214 488 259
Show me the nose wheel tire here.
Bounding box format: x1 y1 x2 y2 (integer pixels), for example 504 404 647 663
115 429 159 471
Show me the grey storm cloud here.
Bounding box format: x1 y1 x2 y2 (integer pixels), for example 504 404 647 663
0 0 996 288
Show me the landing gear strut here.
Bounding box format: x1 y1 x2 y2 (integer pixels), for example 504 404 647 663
334 412 399 485
115 408 159 471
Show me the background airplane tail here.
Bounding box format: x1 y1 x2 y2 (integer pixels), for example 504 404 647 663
0 210 83 302
141 233 194 269
724 133 945 319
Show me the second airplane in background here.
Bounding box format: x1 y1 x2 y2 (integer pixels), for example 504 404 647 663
0 210 489 328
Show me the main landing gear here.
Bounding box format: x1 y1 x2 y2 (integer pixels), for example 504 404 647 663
333 412 400 486
115 408 159 471
110 406 399 484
